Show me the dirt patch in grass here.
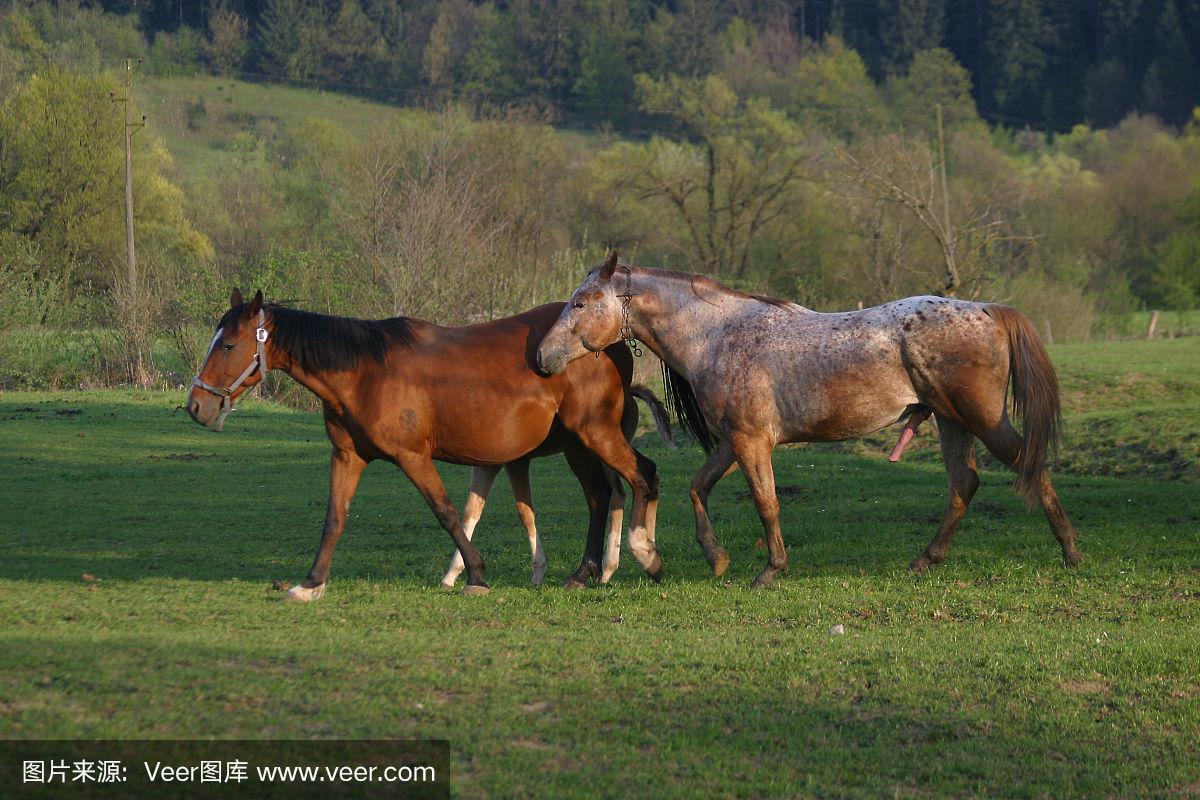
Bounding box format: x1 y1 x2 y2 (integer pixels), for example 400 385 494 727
1059 680 1110 695
147 453 215 462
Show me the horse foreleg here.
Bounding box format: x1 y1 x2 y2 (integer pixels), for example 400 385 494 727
398 454 490 595
730 432 786 589
505 460 547 586
911 417 980 572
690 437 738 577
286 447 367 602
600 467 625 584
979 419 1083 567
440 465 502 589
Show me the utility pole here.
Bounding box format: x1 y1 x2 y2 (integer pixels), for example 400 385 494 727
112 58 145 295
111 58 149 386
935 103 957 297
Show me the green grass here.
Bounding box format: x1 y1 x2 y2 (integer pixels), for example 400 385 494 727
139 75 405 179
2 339 1200 798
137 74 599 183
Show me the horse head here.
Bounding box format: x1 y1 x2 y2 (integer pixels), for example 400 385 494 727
536 251 626 376
187 288 270 430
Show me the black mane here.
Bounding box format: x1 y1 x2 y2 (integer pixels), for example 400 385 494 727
219 303 415 372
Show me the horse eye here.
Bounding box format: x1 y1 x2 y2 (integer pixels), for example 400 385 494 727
222 343 234 351
572 301 585 309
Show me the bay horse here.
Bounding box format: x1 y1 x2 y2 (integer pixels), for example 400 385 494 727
187 289 667 598
537 253 1083 587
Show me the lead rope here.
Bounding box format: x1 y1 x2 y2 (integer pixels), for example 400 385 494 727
615 266 641 357
191 309 270 432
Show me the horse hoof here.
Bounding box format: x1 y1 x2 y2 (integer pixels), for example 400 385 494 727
644 554 663 583
284 583 325 602
563 578 587 591
750 572 776 589
463 583 491 596
1063 550 1084 568
599 568 616 585
439 580 457 591
909 554 934 573
531 566 547 586
711 549 730 577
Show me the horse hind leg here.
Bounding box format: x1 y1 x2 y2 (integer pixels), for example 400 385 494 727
690 437 737 577
600 467 625 584
729 431 786 589
978 418 1083 567
505 460 547 586
433 463 496 592
911 417 981 573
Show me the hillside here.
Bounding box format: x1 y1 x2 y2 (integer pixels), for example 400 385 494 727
139 75 404 180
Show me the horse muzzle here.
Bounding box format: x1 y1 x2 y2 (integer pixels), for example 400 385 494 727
186 390 222 429
535 346 567 377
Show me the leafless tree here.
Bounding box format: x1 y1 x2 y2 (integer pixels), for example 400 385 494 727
327 120 514 322
833 132 1027 298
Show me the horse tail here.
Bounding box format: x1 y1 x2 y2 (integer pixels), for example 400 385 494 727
661 363 715 453
984 304 1062 499
631 385 676 448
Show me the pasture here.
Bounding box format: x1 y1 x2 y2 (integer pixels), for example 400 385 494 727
1 338 1199 798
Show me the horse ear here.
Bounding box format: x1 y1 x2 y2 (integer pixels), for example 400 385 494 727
230 288 243 308
248 289 263 314
598 250 619 281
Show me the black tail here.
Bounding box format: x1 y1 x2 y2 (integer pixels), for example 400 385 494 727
630 385 676 448
661 363 715 453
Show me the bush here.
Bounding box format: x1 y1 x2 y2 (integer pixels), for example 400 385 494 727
145 26 205 76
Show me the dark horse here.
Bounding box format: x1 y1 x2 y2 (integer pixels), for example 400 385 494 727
188 290 666 597
538 254 1083 587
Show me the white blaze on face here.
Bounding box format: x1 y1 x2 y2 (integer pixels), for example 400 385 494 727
206 327 225 359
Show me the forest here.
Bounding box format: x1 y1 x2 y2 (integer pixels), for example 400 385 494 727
1 0 1199 389
69 0 1200 129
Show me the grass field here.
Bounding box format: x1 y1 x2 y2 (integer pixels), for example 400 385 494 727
2 338 1199 797
139 75 404 180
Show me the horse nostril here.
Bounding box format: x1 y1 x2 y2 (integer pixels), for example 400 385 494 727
535 350 544 372
188 399 200 419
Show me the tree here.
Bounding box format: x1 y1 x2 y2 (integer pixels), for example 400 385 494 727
980 0 1056 117
257 0 329 81
573 7 635 125
423 0 479 93
787 35 887 137
642 0 726 79
887 47 979 134
0 68 211 293
322 0 385 83
602 74 811 280
205 3 249 74
878 0 946 75
1140 0 1200 124
322 112 514 321
833 129 1024 297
